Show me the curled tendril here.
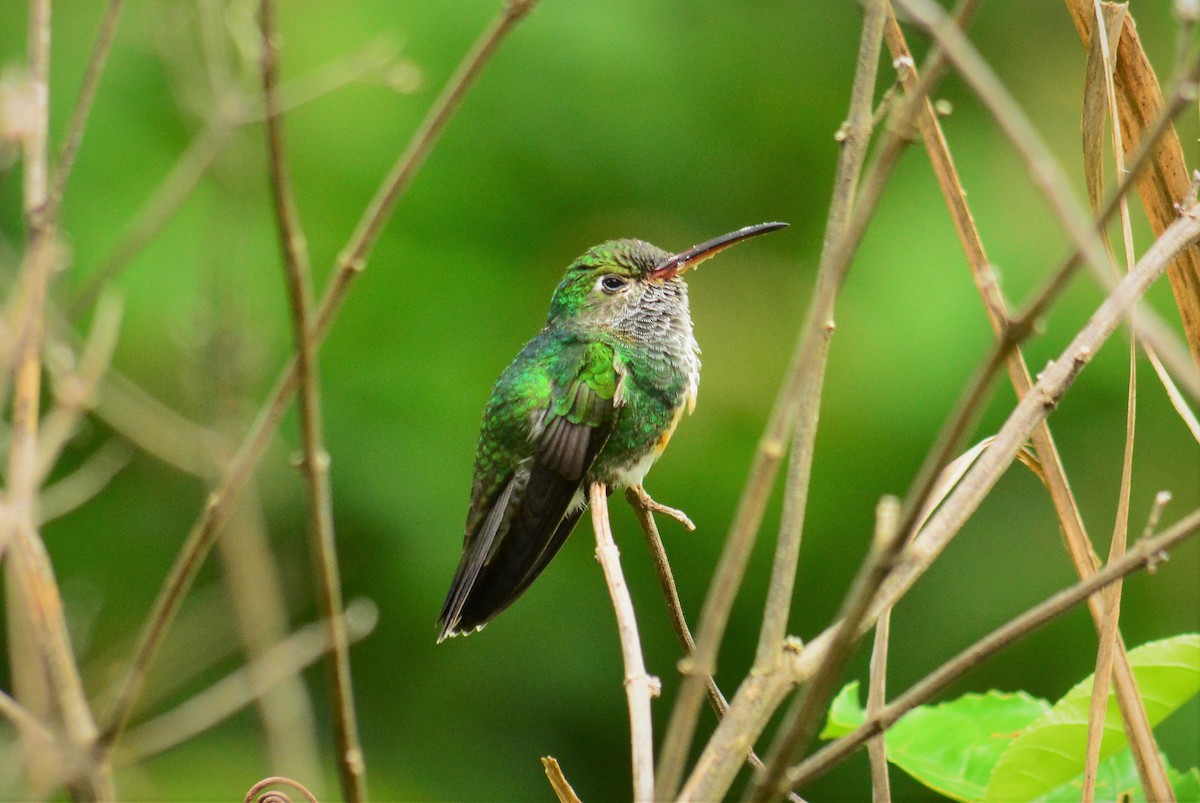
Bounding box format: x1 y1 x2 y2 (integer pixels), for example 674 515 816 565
243 776 319 803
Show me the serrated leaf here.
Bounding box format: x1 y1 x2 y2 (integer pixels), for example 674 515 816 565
1172 767 1200 801
985 634 1200 802
820 682 1048 801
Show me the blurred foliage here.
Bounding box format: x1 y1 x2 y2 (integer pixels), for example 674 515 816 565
0 1 1197 800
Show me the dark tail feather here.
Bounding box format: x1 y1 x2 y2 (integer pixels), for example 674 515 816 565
437 466 584 642
447 505 584 638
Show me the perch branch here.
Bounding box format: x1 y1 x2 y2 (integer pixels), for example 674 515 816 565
590 484 657 803
623 488 803 802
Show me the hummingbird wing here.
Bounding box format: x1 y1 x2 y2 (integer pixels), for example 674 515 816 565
437 338 621 641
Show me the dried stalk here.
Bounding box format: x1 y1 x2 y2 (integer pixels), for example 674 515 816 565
866 501 898 803
94 0 538 757
541 757 583 803
260 1 363 798
1065 0 1200 365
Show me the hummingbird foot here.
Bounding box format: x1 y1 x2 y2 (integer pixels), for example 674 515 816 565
627 484 696 531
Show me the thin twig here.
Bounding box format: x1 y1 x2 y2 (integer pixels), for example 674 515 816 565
37 439 132 523
119 598 377 765
590 484 657 803
94 0 540 759
623 488 803 803
259 2 364 799
46 0 125 219
36 293 123 483
785 504 1200 791
867 502 898 803
756 0 887 667
748 496 906 803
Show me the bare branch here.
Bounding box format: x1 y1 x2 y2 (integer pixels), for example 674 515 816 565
590 484 657 802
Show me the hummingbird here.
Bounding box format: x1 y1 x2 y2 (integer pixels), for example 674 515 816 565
437 222 787 642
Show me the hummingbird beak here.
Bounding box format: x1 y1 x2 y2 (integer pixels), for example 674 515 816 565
649 221 788 280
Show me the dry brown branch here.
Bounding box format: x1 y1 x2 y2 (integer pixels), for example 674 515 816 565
623 488 801 802
589 483 657 802
1065 0 1200 366
787 503 1200 792
2 2 111 797
94 0 538 759
259 2 363 798
541 756 583 803
885 5 1184 796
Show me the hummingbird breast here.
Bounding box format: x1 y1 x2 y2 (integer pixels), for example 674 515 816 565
592 280 700 488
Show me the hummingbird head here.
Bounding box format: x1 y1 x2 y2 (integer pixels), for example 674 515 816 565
546 222 787 332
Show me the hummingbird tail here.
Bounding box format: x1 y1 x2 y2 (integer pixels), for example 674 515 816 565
437 471 587 642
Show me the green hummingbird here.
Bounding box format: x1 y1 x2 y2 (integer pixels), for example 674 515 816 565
437 222 787 642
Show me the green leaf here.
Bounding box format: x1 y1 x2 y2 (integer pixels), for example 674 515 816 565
1172 767 1200 802
820 680 866 739
1038 750 1200 803
820 682 1048 801
985 634 1200 802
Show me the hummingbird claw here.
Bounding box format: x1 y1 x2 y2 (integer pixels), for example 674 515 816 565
628 485 696 531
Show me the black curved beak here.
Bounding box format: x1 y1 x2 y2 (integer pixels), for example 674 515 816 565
650 221 788 280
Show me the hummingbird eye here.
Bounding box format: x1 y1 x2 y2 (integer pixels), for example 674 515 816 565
599 274 628 294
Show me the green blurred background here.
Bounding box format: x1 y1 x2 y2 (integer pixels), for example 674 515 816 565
1 1 1198 800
